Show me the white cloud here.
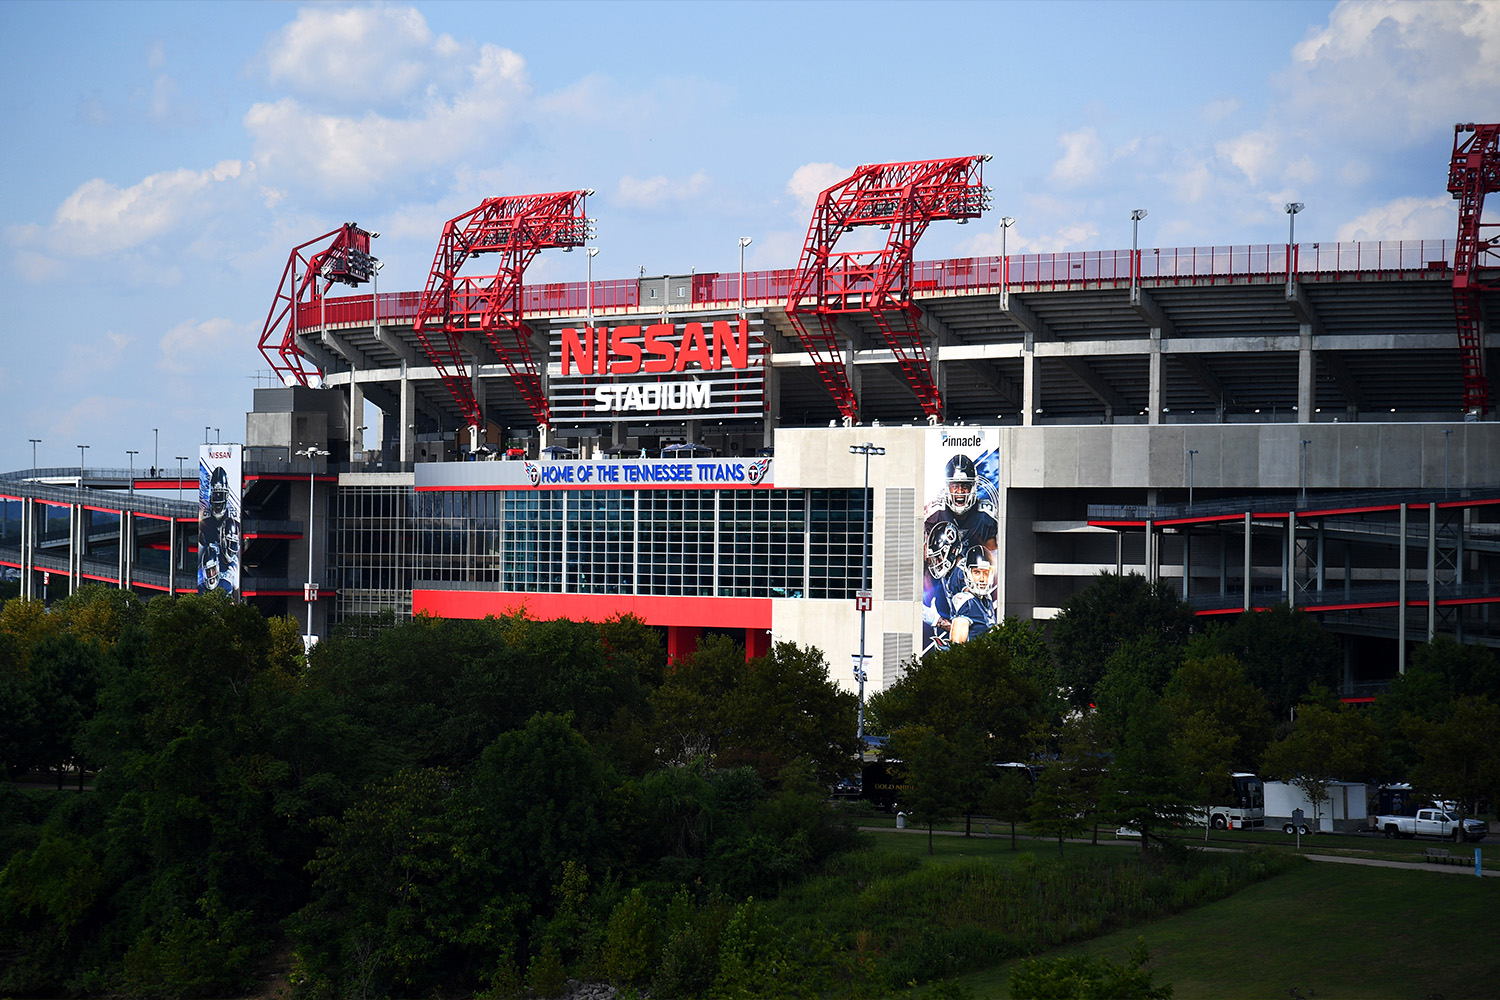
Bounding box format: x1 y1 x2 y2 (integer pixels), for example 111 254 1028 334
1201 98 1242 123
1215 130 1278 186
7 161 248 264
786 162 852 216
1282 0 1500 145
1334 195 1455 241
1049 128 1105 188
265 5 442 105
158 317 242 375
616 171 708 208
245 38 530 193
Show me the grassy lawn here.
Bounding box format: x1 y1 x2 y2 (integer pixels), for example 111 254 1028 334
947 854 1497 999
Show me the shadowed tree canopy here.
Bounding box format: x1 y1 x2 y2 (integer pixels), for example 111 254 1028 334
1204 604 1339 721
1051 572 1196 708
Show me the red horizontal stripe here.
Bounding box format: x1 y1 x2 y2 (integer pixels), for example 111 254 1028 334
414 590 773 628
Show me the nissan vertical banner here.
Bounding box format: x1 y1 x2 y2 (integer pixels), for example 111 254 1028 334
922 428 999 656
198 444 242 595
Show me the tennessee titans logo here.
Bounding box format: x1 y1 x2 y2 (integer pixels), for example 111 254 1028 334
747 458 771 485
524 462 541 486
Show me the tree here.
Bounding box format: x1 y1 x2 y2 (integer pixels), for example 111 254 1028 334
1206 605 1339 721
1051 572 1195 708
1172 711 1236 841
1408 695 1500 826
1029 755 1090 857
888 724 967 855
722 641 861 785
1262 702 1381 831
983 766 1034 849
1410 635 1500 701
1101 689 1190 851
1163 654 1274 770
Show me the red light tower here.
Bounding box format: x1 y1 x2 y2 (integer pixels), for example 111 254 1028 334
412 190 594 434
785 156 990 423
1447 122 1500 414
258 223 378 386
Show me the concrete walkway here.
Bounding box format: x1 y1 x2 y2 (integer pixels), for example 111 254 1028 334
859 825 1497 876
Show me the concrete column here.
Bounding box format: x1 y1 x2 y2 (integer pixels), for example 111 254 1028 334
1182 531 1191 600
1147 327 1163 425
844 335 862 427
762 357 780 450
1287 512 1297 608
398 361 414 464
1022 346 1039 426
1398 503 1408 674
1428 502 1437 641
1297 324 1314 421
745 627 770 661
348 379 365 458
667 624 702 662
168 518 177 596
1243 511 1253 611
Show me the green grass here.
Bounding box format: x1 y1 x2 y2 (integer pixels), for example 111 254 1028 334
949 855 1498 999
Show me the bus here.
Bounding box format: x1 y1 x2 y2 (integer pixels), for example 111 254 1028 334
1194 772 1265 830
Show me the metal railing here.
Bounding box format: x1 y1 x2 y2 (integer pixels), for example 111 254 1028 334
1089 482 1500 523
290 239 1460 329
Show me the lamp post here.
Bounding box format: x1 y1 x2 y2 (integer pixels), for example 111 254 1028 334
1186 448 1198 508
126 450 138 493
1130 209 1148 294
1285 202 1304 294
738 236 753 316
295 445 331 656
998 216 1014 290
586 247 600 328
175 456 187 504
77 444 88 485
849 442 884 743
29 438 39 469
153 428 159 473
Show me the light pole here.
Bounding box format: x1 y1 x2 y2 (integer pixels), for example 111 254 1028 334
126 450 138 493
1130 209 1148 295
849 442 884 743
738 236 753 316
153 428 159 473
29 438 39 469
1285 202 1304 294
586 247 600 328
77 444 88 484
1299 439 1311 504
295 445 331 656
204 426 211 445
1186 448 1198 508
175 456 188 504
998 216 1014 290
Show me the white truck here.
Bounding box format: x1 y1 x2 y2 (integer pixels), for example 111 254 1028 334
1375 807 1487 842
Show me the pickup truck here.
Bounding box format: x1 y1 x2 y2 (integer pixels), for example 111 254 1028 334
1376 808 1487 842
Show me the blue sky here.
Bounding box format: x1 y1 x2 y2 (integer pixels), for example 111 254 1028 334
2 0 1497 473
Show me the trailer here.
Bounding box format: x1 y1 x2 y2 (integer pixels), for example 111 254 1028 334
1263 780 1373 834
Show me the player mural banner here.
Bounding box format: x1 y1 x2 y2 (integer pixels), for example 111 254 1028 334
198 444 242 595
922 428 999 657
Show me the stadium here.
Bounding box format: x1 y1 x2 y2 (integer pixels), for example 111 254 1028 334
4 131 1500 701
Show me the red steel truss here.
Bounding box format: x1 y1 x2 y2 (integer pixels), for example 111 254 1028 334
413 190 593 430
1447 122 1500 414
258 224 378 386
785 156 990 422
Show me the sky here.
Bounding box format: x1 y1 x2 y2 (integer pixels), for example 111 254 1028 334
1 0 1498 474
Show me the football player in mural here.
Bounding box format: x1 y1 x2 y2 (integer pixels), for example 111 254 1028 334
948 545 996 644
921 520 965 653
924 453 998 586
198 465 240 594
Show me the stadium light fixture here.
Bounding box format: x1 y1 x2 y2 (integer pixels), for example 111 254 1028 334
29 438 39 469
77 444 88 485
849 442 885 744
1130 209 1147 293
1285 202 1304 290
126 450 138 494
